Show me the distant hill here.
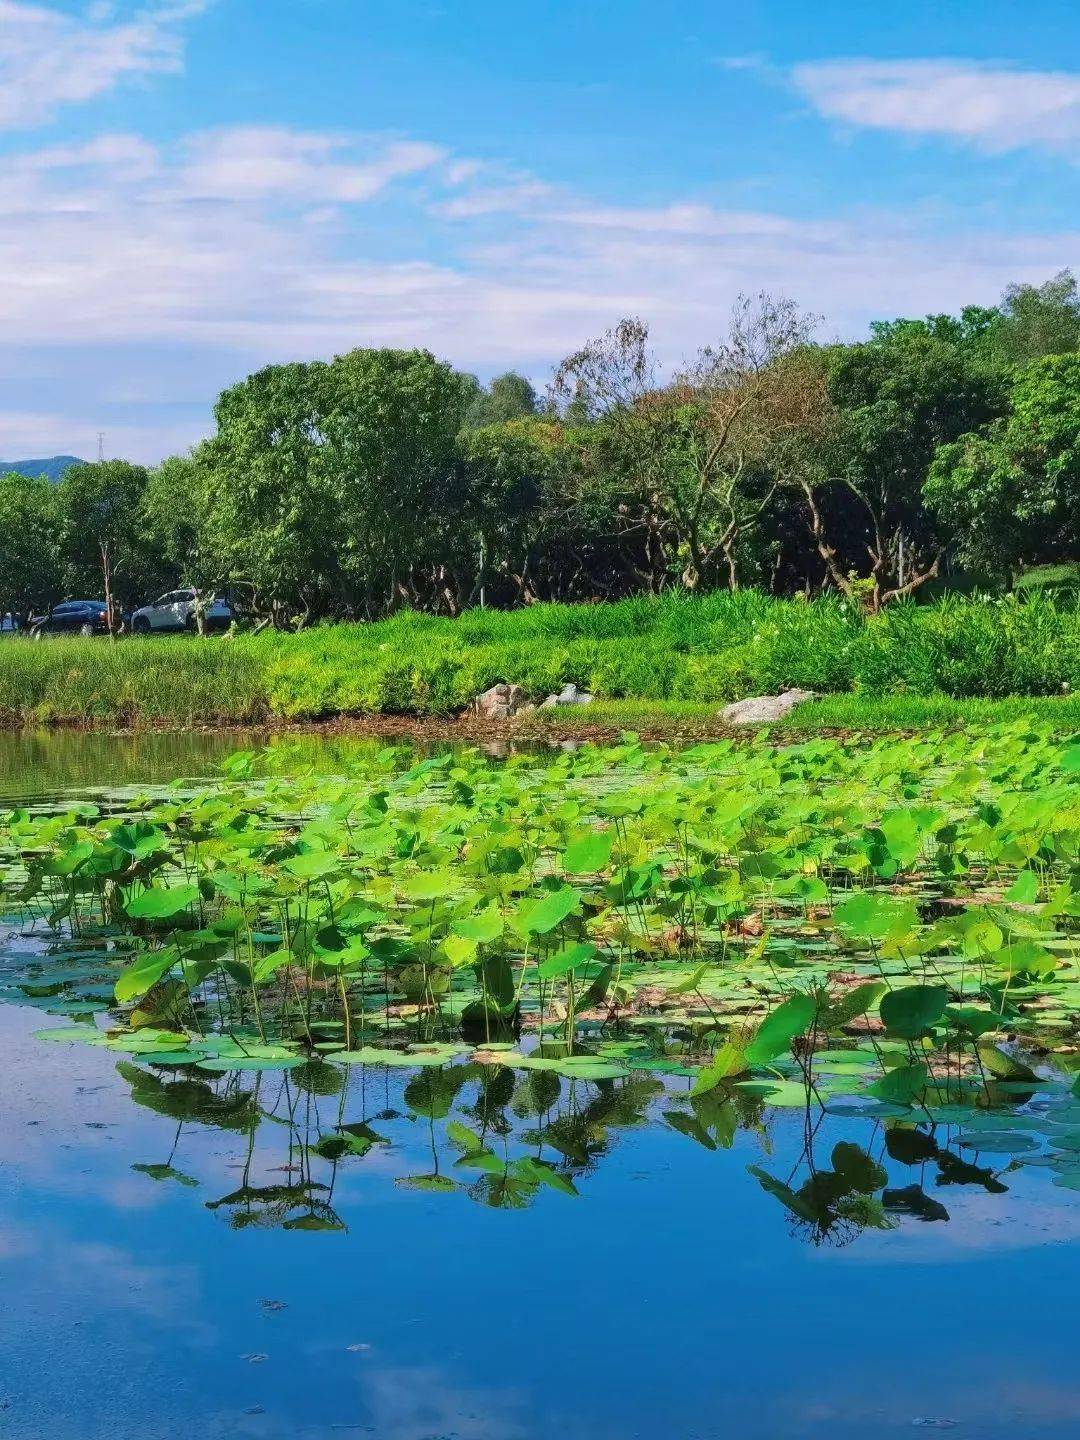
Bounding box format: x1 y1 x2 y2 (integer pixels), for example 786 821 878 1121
0 455 84 482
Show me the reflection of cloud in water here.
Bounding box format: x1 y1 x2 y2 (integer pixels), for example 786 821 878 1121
828 1187 1080 1262
0 1005 167 1196
0 1222 34 1259
796 1376 1080 1431
361 1364 532 1440
361 1363 609 1440
2 1218 210 1336
0 1224 217 1439
64 1239 210 1332
11 1364 607 1440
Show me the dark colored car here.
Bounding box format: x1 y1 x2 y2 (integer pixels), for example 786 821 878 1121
30 600 111 637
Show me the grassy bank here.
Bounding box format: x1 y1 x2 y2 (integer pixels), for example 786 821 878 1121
515 694 1080 738
772 692 1080 732
4 590 1080 729
0 635 266 726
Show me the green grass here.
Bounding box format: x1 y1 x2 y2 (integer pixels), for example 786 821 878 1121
5 588 1080 728
516 694 1080 736
772 693 1080 732
0 635 266 726
1015 563 1080 595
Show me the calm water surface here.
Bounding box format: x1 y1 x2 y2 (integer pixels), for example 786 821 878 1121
0 728 391 802
3 730 1080 1440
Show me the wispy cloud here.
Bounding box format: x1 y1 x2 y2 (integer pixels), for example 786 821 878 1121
0 0 211 131
173 127 444 203
434 159 554 218
0 122 1075 460
792 57 1080 153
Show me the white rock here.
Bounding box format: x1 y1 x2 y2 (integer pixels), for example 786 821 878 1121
540 683 594 709
720 689 816 724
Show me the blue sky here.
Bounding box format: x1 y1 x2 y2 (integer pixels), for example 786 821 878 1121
2 0 1080 461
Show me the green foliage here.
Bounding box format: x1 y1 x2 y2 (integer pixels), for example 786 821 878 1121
0 470 61 617
12 716 1080 1213
10 588 1080 723
993 270 1080 365
926 354 1080 582
57 459 160 613
808 322 1006 606
0 633 266 725
13 271 1080 627
744 992 816 1065
463 371 539 428
194 348 472 622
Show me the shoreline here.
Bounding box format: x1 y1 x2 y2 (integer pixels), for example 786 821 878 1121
4 691 1080 744
0 709 744 744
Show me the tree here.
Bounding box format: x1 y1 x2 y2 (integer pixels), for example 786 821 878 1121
463 371 539 428
925 353 1080 583
198 349 473 623
869 272 1080 372
57 460 152 628
869 306 1001 351
321 347 473 615
0 471 61 620
196 361 336 626
27 269 1080 625
456 418 572 605
141 449 222 630
793 326 1006 608
992 270 1080 366
552 298 823 591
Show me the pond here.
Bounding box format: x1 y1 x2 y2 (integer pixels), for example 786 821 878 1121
4 726 1080 1440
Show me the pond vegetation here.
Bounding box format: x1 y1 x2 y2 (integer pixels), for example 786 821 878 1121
7 721 1080 1239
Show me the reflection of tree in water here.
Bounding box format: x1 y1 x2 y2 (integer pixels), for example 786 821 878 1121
121 1059 350 1231
116 1057 1016 1236
749 1087 1012 1246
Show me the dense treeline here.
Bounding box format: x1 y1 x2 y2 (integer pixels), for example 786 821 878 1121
5 270 1080 628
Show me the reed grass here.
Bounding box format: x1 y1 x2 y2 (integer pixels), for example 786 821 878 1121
3 590 1080 727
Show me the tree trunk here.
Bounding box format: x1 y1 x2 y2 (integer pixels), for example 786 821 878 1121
100 541 116 637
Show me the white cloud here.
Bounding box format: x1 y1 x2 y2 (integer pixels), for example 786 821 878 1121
0 123 1076 460
175 128 444 203
793 57 1080 152
433 160 554 218
545 202 840 242
14 131 159 175
0 406 205 464
0 0 210 131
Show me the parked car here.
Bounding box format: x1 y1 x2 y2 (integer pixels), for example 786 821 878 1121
131 589 236 634
30 600 110 637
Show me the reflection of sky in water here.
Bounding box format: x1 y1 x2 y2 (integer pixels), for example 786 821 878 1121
5 1003 1080 1440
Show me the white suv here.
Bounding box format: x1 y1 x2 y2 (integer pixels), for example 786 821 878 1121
131 589 235 634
